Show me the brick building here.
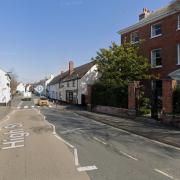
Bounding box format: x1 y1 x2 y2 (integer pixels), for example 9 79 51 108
118 0 180 80
118 0 180 116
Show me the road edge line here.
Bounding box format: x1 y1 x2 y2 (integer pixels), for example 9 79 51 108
74 112 180 152
36 109 98 172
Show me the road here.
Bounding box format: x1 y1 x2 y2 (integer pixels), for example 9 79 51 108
0 98 89 180
0 97 180 180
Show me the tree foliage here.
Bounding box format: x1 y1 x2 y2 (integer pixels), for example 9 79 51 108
92 42 150 87
9 72 18 95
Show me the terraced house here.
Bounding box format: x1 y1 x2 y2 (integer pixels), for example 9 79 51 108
47 61 99 105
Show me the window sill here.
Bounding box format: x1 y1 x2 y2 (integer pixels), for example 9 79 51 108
151 65 162 69
150 34 162 39
177 28 180 31
131 41 139 44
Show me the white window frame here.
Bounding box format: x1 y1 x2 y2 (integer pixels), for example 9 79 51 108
178 43 180 65
130 31 139 44
151 23 162 38
178 15 180 30
151 48 162 68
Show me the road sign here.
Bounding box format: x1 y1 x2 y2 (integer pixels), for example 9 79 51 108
35 85 44 94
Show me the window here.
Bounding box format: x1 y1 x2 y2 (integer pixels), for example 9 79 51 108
67 81 69 87
151 49 162 67
178 44 180 65
72 80 75 87
178 15 180 30
59 92 62 100
151 24 162 38
131 32 139 43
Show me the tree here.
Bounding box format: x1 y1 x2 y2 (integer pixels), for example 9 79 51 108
92 42 151 87
9 72 18 96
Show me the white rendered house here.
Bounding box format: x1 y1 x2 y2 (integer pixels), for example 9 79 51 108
0 68 11 105
16 83 25 94
47 61 100 105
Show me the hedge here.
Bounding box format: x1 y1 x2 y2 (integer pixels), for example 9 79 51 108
91 83 128 108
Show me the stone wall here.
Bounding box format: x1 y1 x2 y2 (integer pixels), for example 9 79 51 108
92 105 136 119
161 114 180 128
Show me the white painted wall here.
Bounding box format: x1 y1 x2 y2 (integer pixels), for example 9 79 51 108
47 65 100 104
48 83 59 100
0 68 11 104
16 83 25 94
78 65 100 104
62 65 99 104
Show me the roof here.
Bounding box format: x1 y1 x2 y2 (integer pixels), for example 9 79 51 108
48 61 96 85
63 61 96 82
118 0 180 35
48 71 69 85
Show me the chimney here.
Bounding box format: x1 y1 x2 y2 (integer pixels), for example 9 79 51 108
139 8 151 21
69 61 74 75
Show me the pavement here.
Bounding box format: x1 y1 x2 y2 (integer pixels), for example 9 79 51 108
0 95 22 121
0 98 180 179
51 104 180 149
41 106 180 180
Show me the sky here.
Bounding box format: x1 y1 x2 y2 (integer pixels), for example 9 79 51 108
0 0 171 83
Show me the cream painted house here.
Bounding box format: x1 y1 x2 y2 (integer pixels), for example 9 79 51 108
47 61 99 105
0 68 11 105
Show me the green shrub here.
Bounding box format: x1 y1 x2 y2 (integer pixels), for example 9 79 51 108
92 83 128 108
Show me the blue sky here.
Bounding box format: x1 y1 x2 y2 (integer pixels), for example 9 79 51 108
0 0 170 83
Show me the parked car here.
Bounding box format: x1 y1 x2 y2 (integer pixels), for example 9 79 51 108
38 96 49 106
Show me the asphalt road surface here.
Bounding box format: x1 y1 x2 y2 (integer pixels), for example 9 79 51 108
0 99 89 180
0 97 180 180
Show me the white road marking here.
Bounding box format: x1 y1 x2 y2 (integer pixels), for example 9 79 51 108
77 166 98 172
93 137 107 145
154 169 174 179
74 148 79 166
60 128 83 135
74 113 180 152
17 101 23 109
31 106 35 108
54 134 75 149
1 123 30 150
36 109 98 172
24 106 28 109
119 150 138 161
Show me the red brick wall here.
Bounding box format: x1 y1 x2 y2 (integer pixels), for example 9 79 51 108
162 80 176 113
121 12 180 79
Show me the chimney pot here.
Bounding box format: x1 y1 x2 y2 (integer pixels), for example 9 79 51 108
139 8 151 21
69 61 74 75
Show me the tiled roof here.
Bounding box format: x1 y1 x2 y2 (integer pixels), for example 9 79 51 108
48 61 96 85
63 61 96 82
48 71 69 85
